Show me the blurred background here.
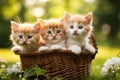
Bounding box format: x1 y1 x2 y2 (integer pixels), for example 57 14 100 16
0 0 120 48
0 0 120 77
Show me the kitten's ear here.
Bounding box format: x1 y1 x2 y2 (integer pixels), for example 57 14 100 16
85 12 93 24
10 21 19 32
60 17 65 25
38 20 45 30
33 22 41 33
39 20 45 26
64 12 71 21
60 12 70 27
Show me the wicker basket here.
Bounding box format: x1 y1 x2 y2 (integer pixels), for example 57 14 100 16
15 34 98 80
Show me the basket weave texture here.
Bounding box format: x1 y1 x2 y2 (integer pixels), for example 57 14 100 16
16 34 98 80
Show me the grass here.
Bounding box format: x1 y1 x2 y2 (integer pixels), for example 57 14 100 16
0 46 120 79
0 48 20 63
92 46 120 78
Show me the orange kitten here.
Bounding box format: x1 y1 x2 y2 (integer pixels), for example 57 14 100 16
38 19 66 52
61 12 96 54
10 21 41 52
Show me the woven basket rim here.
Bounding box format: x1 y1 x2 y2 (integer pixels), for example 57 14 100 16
15 49 92 55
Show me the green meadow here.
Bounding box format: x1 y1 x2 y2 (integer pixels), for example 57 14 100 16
0 48 20 63
0 46 120 79
92 46 120 78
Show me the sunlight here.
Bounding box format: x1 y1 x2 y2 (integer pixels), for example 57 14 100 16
38 0 49 3
96 46 119 59
0 48 20 63
25 0 36 6
33 7 44 17
84 0 95 3
102 24 111 35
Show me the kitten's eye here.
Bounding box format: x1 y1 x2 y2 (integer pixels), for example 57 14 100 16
18 35 23 39
70 25 74 29
78 26 83 29
56 30 61 33
27 35 32 39
47 31 51 34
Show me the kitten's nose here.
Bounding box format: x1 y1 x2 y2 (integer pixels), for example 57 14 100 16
74 30 77 33
53 36 56 39
23 40 27 44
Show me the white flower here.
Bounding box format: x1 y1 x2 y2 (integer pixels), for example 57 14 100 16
7 62 22 75
0 57 7 63
22 78 26 80
1 64 5 68
15 62 21 67
101 57 120 76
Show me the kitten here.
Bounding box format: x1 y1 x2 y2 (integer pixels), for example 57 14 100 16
61 12 96 54
38 19 66 52
10 21 41 52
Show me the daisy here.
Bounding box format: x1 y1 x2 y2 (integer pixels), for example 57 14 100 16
101 57 120 76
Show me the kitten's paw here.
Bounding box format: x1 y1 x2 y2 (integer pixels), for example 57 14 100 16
51 45 62 50
11 46 23 53
61 47 67 50
85 45 96 54
38 46 49 52
68 45 81 55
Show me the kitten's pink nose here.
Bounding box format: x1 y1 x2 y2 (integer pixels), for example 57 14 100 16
23 40 27 44
53 36 56 39
74 30 77 33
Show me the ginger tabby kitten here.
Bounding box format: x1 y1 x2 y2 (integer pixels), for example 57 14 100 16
38 19 66 52
10 21 41 52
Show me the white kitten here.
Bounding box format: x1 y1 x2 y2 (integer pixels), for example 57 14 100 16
61 12 96 54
